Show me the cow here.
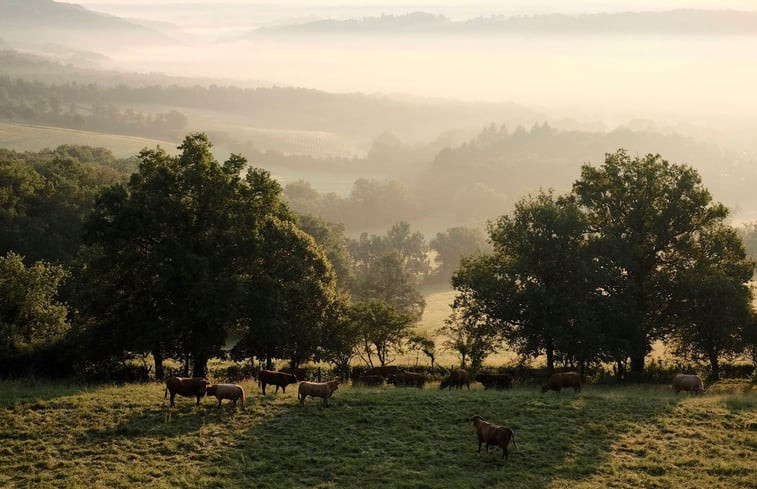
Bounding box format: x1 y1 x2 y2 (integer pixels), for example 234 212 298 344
354 374 384 386
258 370 299 395
672 374 705 395
541 371 582 394
206 383 246 409
471 415 518 459
440 369 470 390
164 376 210 407
474 373 514 390
387 371 426 388
364 366 399 378
298 380 340 406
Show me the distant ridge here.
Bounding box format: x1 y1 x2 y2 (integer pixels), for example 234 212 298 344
253 9 757 36
0 0 168 48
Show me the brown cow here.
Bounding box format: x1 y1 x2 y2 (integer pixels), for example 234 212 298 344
206 383 246 408
364 366 399 378
164 376 210 407
298 380 340 406
354 375 384 386
672 374 705 395
474 373 513 390
258 370 299 395
282 367 308 381
471 415 518 459
541 371 581 394
440 369 470 390
387 371 426 388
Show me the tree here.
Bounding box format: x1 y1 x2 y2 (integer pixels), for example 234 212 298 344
429 226 487 284
82 133 298 377
318 298 363 379
350 222 428 319
352 300 415 368
667 224 754 378
407 333 436 369
0 252 69 358
297 214 354 291
573 150 729 377
232 218 338 369
452 191 592 373
437 310 498 371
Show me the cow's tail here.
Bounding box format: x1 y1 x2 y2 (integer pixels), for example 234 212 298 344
164 384 168 398
509 429 519 451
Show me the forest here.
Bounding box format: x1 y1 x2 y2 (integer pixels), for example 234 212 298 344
2 134 755 384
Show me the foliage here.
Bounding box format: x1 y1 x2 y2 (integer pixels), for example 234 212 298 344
296 213 354 291
352 300 416 368
0 145 131 264
80 133 335 377
0 251 69 357
349 222 428 319
437 309 499 370
573 150 733 376
429 226 488 284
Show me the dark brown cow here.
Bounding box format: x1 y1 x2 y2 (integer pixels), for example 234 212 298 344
354 374 384 386
472 415 518 459
474 373 514 390
364 366 399 378
258 370 299 395
541 371 581 394
164 376 210 407
440 369 470 390
387 371 426 388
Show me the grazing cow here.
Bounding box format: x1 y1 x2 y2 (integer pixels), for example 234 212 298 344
354 375 384 386
672 374 705 395
298 380 340 406
474 373 514 390
258 370 299 395
364 366 399 378
387 371 426 388
164 376 210 407
471 415 518 459
541 371 581 394
440 369 470 390
206 383 246 408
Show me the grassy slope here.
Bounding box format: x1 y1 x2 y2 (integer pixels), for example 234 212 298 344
1 380 754 489
0 122 176 158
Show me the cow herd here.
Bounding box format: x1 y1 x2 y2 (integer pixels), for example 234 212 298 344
163 368 705 461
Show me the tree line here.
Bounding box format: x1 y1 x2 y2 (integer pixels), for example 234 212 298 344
449 150 757 380
0 135 483 379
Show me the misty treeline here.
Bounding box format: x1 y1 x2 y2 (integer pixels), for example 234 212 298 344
2 135 756 382
0 77 188 140
280 123 757 234
0 134 484 380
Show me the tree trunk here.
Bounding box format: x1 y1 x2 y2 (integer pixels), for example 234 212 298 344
192 352 208 378
630 353 645 380
545 347 555 374
708 350 720 380
152 347 164 380
265 356 273 370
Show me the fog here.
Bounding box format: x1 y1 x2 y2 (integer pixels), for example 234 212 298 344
64 2 757 147
4 0 757 231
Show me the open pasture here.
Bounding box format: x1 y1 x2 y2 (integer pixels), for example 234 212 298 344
0 379 754 489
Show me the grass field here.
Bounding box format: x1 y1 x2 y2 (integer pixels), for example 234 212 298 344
1 379 754 489
0 122 177 157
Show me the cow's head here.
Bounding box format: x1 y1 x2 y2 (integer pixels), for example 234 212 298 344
206 384 218 395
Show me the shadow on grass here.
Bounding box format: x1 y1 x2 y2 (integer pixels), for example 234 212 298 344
0 379 97 408
189 384 685 489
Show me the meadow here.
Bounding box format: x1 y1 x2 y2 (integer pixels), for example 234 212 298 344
0 123 176 158
1 378 754 489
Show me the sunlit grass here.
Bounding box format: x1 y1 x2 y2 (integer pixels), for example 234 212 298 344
0 379 754 488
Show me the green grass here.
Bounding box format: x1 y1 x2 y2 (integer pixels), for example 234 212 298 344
0 122 177 157
1 380 754 488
